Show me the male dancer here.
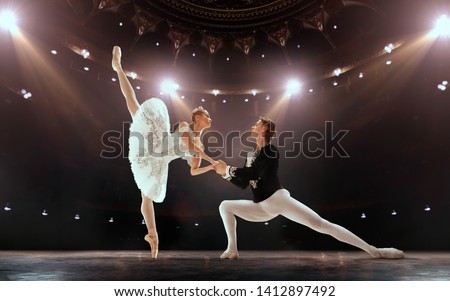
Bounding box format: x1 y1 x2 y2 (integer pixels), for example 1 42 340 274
214 117 405 259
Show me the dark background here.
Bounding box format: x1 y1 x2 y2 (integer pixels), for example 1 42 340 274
0 0 449 251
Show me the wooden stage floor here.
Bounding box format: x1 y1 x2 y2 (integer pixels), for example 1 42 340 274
0 250 449 281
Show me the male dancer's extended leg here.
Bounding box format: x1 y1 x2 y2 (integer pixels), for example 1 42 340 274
266 190 404 258
141 192 159 258
219 200 277 259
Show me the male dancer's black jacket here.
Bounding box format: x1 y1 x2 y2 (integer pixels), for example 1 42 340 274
224 144 282 203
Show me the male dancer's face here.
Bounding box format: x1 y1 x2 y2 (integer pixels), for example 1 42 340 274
251 119 266 137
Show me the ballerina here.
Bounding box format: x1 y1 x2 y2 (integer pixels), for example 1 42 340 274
112 46 218 258
215 117 405 260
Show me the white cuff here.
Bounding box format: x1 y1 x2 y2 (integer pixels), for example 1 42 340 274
222 166 231 180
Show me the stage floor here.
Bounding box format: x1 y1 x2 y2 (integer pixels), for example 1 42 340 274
0 250 448 281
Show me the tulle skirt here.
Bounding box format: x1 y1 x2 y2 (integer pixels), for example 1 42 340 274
128 98 179 203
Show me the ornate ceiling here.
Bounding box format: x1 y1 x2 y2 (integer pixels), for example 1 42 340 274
61 0 392 92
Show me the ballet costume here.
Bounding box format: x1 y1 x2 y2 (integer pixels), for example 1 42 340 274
128 98 195 202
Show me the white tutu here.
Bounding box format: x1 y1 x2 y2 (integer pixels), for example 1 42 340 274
128 98 189 203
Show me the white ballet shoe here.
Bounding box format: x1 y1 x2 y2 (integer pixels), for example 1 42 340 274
374 248 405 259
220 250 239 259
144 234 159 259
111 46 122 72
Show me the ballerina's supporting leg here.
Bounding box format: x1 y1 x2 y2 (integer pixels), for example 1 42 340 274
141 192 159 258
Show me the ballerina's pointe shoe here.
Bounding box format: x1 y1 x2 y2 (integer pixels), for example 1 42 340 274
220 250 239 259
376 248 405 259
111 46 122 72
144 234 159 259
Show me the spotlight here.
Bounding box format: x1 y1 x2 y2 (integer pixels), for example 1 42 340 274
361 213 366 219
141 219 146 225
212 89 220 96
438 80 448 91
129 72 137 80
391 210 397 216
194 223 199 227
4 203 11 211
201 98 206 102
251 89 257 96
309 88 314 93
384 43 395 53
160 79 179 94
332 81 338 86
109 217 114 223
83 66 89 71
285 79 301 95
222 99 227 103
111 77 117 82
386 60 392 65
51 50 58 55
74 214 80 220
358 72 364 78
265 95 270 100
192 53 196 57
81 49 90 59
21 89 32 99
334 68 342 77
42 210 48 216
433 14 450 37
0 10 18 33
244 98 249 102
264 222 269 225
424 205 431 212
136 86 141 90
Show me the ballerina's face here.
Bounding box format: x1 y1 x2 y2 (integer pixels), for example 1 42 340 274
196 110 212 129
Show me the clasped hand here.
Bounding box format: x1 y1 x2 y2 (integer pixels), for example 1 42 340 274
210 160 227 175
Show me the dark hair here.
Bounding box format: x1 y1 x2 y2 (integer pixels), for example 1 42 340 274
192 106 206 122
260 116 276 143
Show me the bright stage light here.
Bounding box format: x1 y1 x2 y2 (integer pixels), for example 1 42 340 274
384 43 395 53
81 49 90 59
437 84 447 91
334 68 342 77
433 14 450 37
160 79 179 94
285 79 301 96
0 10 18 33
